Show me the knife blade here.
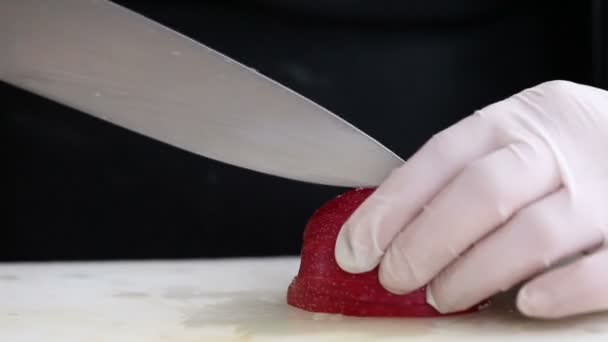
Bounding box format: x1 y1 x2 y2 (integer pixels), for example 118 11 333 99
0 0 403 187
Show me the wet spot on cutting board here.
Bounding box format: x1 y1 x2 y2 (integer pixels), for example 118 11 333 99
180 290 433 338
164 286 202 300
113 291 150 298
163 286 216 300
0 274 18 281
63 273 90 279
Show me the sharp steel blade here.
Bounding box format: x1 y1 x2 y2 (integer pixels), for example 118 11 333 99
0 0 404 187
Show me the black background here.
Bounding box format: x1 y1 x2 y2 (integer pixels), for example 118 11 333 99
5 1 605 261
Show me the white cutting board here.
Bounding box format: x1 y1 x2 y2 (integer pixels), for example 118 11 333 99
0 256 606 341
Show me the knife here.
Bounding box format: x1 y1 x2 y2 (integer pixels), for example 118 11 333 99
0 0 403 187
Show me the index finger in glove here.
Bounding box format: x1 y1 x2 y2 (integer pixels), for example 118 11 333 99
379 139 560 294
335 114 500 273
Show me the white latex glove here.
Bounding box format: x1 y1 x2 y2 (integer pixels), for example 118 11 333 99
335 80 608 319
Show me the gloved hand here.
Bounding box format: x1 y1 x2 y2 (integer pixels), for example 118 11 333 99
334 80 608 319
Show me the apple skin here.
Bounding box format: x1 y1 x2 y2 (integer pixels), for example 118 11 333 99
287 188 485 317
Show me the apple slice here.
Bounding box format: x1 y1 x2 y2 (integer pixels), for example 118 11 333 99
287 188 485 317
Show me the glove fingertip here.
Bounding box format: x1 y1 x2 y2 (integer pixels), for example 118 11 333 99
334 227 368 273
516 285 552 318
